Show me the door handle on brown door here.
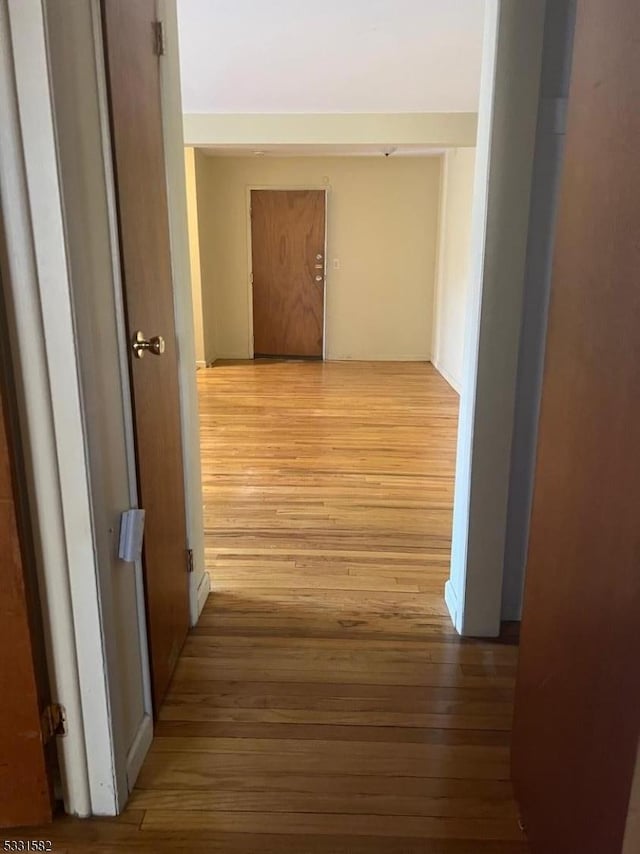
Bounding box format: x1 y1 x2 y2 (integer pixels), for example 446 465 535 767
315 275 323 282
132 330 165 358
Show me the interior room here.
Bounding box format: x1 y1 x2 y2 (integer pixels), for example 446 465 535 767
9 1 635 851
185 145 475 374
182 111 479 642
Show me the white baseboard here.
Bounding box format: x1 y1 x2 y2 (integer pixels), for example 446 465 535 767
126 713 153 793
431 359 462 394
326 354 430 362
444 579 462 635
195 570 211 620
195 359 207 369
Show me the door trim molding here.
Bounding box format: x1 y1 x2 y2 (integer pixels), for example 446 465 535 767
447 0 547 636
246 185 329 360
125 713 153 793
156 0 209 622
0 0 116 816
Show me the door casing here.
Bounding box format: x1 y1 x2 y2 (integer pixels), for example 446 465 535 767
0 0 207 817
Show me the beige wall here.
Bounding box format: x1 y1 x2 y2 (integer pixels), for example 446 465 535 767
184 148 207 365
184 112 478 148
193 154 441 360
432 148 476 392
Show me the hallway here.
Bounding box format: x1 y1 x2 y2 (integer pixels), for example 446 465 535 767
27 361 525 851
154 361 525 850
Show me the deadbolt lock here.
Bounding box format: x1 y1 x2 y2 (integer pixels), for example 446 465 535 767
132 330 165 359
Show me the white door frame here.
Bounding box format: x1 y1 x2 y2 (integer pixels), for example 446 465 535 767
246 185 329 360
0 0 553 817
0 0 208 817
445 0 548 636
45 0 156 806
156 0 210 621
0 0 114 816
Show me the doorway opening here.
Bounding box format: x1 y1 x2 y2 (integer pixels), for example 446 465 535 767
164 2 523 847
0 0 568 838
183 151 475 617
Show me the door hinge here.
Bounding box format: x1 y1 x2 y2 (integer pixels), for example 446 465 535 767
186 548 194 574
41 703 66 743
153 20 165 56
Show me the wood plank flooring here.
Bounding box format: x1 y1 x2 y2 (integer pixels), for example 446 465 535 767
11 360 526 852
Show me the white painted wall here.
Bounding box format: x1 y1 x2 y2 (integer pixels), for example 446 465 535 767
157 0 210 620
432 148 476 393
501 0 576 621
192 154 441 361
177 0 484 114
446 0 546 637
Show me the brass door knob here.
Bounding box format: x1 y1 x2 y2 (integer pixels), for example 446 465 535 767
132 330 165 359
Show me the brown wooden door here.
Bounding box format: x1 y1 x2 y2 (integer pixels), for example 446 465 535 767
251 190 326 357
512 3 640 852
0 329 54 826
102 0 190 708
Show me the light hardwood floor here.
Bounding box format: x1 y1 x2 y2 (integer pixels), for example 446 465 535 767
16 361 526 852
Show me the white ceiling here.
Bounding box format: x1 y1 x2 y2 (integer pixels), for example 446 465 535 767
177 0 485 115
